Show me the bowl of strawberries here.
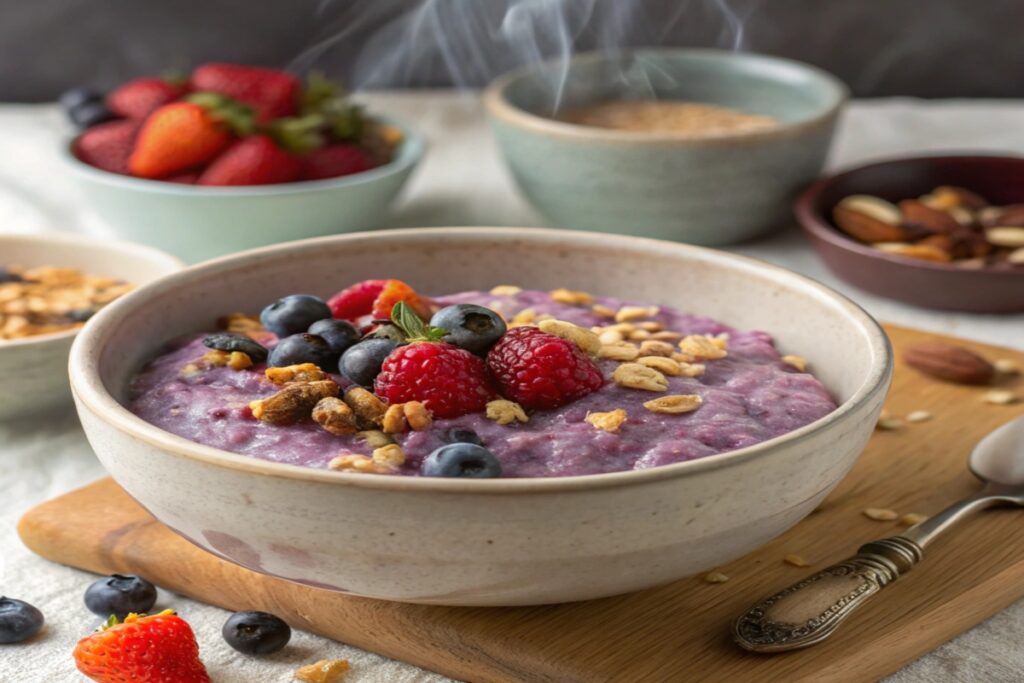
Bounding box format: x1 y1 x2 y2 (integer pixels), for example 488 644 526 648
61 63 424 263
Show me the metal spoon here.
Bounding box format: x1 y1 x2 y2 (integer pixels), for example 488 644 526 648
734 416 1024 653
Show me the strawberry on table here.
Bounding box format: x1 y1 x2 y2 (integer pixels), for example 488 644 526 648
300 143 372 181
191 62 300 123
198 134 301 186
73 610 210 683
73 120 141 175
106 77 188 119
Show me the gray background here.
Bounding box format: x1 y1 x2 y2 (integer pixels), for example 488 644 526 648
2 0 1023 102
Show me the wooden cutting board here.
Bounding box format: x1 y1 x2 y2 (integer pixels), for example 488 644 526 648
18 325 1024 683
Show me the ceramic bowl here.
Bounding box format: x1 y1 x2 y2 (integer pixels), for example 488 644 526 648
69 227 891 606
0 233 182 421
484 49 847 245
795 155 1024 313
61 117 425 264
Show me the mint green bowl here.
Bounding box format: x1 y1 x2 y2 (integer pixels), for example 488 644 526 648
62 117 425 263
484 49 847 245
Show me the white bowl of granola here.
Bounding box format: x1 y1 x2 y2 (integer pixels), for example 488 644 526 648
0 233 182 421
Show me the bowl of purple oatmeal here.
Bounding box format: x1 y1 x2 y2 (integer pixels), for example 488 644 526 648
69 227 891 605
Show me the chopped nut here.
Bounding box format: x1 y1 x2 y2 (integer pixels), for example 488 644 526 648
486 399 528 425
863 508 899 521
312 397 359 435
328 454 393 475
381 403 409 434
982 389 1018 405
538 319 602 354
637 356 682 376
549 288 593 306
638 340 675 357
906 410 933 423
679 335 728 360
703 571 729 584
403 400 433 431
585 409 627 433
202 349 231 366
251 380 339 424
372 443 406 468
509 308 536 327
357 430 393 448
295 659 350 683
227 351 253 370
591 303 617 318
643 394 703 414
597 342 640 362
598 329 624 345
343 387 388 427
781 355 808 372
613 363 669 391
489 285 522 296
901 512 928 526
783 554 811 567
266 363 327 385
615 305 660 322
995 358 1021 375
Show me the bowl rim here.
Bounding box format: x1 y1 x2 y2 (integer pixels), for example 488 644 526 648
0 231 185 349
60 114 426 197
482 47 849 145
794 153 1024 278
70 227 892 494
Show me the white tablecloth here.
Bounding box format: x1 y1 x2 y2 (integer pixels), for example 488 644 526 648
2 93 1022 682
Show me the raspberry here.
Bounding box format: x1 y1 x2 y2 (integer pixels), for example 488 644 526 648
487 327 604 410
328 279 387 320
375 342 495 418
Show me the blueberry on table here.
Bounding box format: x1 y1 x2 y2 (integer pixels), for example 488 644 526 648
268 333 337 368
69 101 117 129
59 87 103 113
260 295 332 338
447 428 483 446
0 597 45 644
430 304 507 355
83 574 157 618
203 332 269 362
222 610 291 655
422 443 502 478
339 338 397 386
308 318 360 355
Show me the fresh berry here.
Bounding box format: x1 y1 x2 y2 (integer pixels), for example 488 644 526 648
191 63 299 123
73 120 141 175
430 304 507 355
202 332 268 362
487 326 604 410
260 294 332 337
84 574 158 619
375 343 494 419
69 101 117 130
307 318 359 355
338 338 397 386
421 443 502 478
222 611 291 655
0 597 44 644
166 171 200 184
327 279 387 320
107 77 188 119
128 101 235 179
60 87 103 112
74 610 209 683
371 279 432 321
300 143 372 181
268 333 336 368
198 135 301 186
362 321 406 344
447 428 483 445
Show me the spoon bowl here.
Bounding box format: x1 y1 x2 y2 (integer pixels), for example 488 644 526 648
969 417 1024 487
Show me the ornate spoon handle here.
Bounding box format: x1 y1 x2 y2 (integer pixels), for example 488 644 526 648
733 536 923 653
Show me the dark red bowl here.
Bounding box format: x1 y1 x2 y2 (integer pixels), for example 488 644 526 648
794 154 1024 313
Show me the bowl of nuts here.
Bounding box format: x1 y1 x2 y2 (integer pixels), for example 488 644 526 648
0 232 182 420
795 155 1024 313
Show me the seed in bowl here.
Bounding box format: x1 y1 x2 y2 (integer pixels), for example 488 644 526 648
129 280 836 478
0 265 132 340
558 100 778 136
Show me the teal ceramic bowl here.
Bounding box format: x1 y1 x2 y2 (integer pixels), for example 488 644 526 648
61 117 425 263
484 49 847 245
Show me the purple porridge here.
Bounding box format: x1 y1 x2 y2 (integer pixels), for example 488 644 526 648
130 288 836 478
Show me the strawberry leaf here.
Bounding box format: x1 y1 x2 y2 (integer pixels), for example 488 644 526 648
391 302 447 342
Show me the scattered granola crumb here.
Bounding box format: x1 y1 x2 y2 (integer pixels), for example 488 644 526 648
901 512 928 526
781 355 808 372
372 443 406 468
679 335 728 360
994 358 1020 375
613 363 669 392
327 454 392 474
538 319 602 354
489 285 522 296
381 403 408 434
982 389 1018 405
627 328 652 341
591 303 617 318
295 658 351 683
312 397 358 435
703 571 729 584
219 312 263 336
486 399 528 425
637 356 682 376
201 349 231 367
863 508 899 521
227 351 252 370
678 363 706 378
651 330 683 342
343 387 388 427
783 554 811 567
637 340 675 357
509 308 537 327
585 408 627 433
615 305 660 322
637 321 664 332
643 394 703 414
906 410 933 423
266 363 327 385
357 430 393 448
549 288 593 306
597 342 640 362
403 400 433 431
598 329 624 345
251 381 339 424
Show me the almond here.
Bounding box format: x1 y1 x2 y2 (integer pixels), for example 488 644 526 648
980 204 1024 228
985 227 1024 248
833 196 908 243
925 185 988 211
899 199 961 235
903 342 995 385
874 242 952 262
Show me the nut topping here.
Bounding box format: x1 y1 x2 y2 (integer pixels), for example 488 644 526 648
343 387 388 427
597 342 641 362
637 340 675 357
486 399 528 425
312 396 358 435
613 363 668 392
643 394 703 414
637 356 683 376
549 288 593 306
328 454 393 474
679 335 728 360
538 319 602 354
615 305 660 322
585 409 627 433
250 380 339 424
265 363 327 385
372 443 406 468
781 355 808 372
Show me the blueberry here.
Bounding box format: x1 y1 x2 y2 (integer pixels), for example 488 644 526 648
69 101 117 129
59 87 103 113
84 574 157 619
447 428 483 446
421 443 502 478
222 610 291 655
0 597 44 644
203 332 269 362
339 338 396 386
430 304 506 355
0 267 23 283
268 333 336 368
362 322 406 344
307 319 360 355
260 295 332 338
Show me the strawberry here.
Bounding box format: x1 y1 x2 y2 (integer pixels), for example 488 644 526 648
128 98 247 179
73 120 141 174
73 610 210 683
328 279 388 320
198 135 301 186
300 144 372 181
191 63 299 123
106 77 188 119
371 279 432 321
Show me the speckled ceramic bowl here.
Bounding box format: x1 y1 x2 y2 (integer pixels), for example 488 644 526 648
69 228 890 606
0 233 182 421
484 49 847 245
